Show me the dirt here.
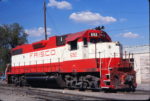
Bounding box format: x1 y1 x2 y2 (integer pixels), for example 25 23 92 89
0 80 149 101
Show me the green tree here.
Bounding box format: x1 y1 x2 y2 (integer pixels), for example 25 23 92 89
0 23 28 72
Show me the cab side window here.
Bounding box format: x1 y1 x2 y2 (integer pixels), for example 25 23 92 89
12 48 23 55
69 40 78 50
83 38 88 47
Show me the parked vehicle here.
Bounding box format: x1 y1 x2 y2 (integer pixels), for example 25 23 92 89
6 27 136 91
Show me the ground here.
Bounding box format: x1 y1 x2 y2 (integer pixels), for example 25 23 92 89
0 80 149 101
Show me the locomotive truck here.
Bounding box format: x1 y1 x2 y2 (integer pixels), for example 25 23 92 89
6 27 137 91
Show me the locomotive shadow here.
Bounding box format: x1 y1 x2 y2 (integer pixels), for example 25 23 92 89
28 80 64 89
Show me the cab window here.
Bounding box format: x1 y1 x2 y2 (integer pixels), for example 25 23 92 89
83 38 88 47
12 48 23 55
69 40 78 50
90 38 108 43
90 38 101 43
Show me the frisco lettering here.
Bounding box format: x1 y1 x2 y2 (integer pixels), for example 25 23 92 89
30 49 55 57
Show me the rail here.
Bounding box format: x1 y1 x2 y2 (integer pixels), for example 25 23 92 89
0 84 149 100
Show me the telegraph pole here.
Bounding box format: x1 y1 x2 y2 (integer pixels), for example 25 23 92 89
44 1 47 40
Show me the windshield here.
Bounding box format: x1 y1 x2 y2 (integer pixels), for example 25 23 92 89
90 38 108 43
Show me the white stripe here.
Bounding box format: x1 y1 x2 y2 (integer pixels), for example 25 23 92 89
12 42 121 67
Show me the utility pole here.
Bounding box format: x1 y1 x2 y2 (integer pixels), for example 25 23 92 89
44 1 47 40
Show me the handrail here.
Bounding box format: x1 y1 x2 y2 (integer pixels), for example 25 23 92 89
98 52 102 78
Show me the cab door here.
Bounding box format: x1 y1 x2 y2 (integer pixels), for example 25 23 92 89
82 38 89 59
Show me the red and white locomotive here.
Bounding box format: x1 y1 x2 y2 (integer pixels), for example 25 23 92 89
7 27 137 91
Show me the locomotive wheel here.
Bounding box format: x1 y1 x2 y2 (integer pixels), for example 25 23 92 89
126 84 135 92
20 76 27 87
55 75 66 88
11 76 15 84
131 86 136 92
79 81 88 91
82 82 88 89
71 81 76 89
91 81 100 91
65 75 77 89
14 76 19 86
67 82 72 89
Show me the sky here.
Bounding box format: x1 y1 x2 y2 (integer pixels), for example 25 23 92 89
0 0 149 46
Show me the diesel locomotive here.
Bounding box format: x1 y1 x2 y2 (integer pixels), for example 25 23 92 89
6 27 137 91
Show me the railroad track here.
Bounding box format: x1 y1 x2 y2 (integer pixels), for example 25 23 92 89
1 83 150 95
0 86 106 100
26 88 104 100
0 83 149 100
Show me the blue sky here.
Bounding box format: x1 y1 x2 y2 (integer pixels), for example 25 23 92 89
0 0 149 46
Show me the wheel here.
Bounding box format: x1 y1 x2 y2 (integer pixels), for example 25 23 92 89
20 76 27 86
82 82 88 89
14 76 19 86
71 81 76 89
129 84 136 92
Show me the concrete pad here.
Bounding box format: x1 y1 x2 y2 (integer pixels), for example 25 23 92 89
136 84 150 91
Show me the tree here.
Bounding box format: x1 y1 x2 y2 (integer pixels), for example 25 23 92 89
0 23 28 72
